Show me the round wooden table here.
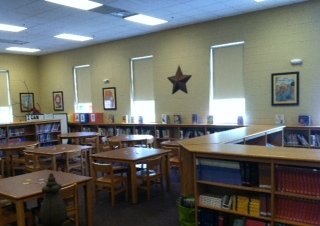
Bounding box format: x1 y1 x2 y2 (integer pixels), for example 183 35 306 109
59 131 100 152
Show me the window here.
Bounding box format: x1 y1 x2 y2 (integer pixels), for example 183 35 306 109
209 41 245 124
130 55 155 123
73 65 92 113
0 70 13 123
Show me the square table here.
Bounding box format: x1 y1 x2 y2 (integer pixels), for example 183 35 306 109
0 170 93 226
24 144 92 174
90 147 171 204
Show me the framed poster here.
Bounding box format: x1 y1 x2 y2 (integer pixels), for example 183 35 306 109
103 87 117 110
53 91 64 111
20 93 34 112
271 71 299 106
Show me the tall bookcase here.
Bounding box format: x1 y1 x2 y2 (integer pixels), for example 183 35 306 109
0 120 61 147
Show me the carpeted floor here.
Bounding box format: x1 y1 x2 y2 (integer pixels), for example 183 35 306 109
85 169 181 226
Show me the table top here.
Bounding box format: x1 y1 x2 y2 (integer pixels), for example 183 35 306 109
59 132 98 139
0 140 39 150
108 134 154 142
160 140 180 147
91 147 170 162
0 170 91 200
25 144 92 155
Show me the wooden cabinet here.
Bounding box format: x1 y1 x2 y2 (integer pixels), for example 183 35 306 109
0 120 61 146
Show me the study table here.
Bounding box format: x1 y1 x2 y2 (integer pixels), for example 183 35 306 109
24 144 93 174
59 131 100 151
90 147 171 204
108 134 154 147
0 170 93 226
0 140 39 176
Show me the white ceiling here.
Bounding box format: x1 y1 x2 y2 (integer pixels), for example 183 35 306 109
0 0 307 56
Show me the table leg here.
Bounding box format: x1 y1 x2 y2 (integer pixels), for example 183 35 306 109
85 180 94 226
130 162 138 204
164 153 171 191
52 156 57 171
15 200 26 226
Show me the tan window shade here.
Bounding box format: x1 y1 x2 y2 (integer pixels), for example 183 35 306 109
0 71 9 106
212 44 244 99
76 66 92 103
132 57 154 101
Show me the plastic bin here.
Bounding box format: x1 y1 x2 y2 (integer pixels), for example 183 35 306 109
178 205 195 226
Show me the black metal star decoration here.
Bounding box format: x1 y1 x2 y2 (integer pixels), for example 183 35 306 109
168 66 192 94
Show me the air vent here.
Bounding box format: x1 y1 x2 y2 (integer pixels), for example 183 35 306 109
91 4 135 18
0 39 28 45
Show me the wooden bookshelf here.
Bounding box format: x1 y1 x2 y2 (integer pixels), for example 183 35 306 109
0 120 61 147
179 125 320 226
68 122 242 147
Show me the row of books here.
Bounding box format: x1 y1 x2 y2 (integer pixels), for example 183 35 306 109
197 158 270 188
276 165 320 196
276 196 320 225
199 194 271 217
198 210 270 226
36 123 60 133
8 127 26 136
284 133 309 146
38 133 57 143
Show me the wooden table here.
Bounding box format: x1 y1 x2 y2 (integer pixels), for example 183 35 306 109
24 144 92 174
0 140 39 176
0 170 93 226
90 147 171 204
108 134 154 147
59 132 100 152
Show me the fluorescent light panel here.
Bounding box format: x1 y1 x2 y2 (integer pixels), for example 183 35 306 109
255 0 265 2
0 23 26 32
124 14 167 26
6 47 40 53
54 33 93 41
45 0 102 10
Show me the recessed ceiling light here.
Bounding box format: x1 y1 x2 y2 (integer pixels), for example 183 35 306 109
0 23 27 32
124 14 167 26
45 0 102 10
6 47 40 53
54 33 93 41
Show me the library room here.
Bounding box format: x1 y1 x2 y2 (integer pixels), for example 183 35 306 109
0 0 320 226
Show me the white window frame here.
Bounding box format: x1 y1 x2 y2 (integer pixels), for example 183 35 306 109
73 64 92 113
0 70 13 123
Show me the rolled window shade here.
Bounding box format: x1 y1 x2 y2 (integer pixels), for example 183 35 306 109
76 66 92 103
0 72 9 106
132 57 154 101
212 44 244 99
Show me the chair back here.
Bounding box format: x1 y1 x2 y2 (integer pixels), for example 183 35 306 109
64 150 84 175
91 162 114 178
146 156 162 176
60 183 79 226
108 140 123 150
24 152 40 172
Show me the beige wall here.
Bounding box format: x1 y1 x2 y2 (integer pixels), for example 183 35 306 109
4 1 320 125
0 53 39 121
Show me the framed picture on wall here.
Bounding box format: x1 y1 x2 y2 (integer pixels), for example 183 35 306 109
53 91 64 111
103 87 117 110
20 93 34 112
271 71 299 106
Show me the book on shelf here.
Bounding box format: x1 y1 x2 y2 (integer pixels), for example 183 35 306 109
161 114 170 124
207 115 214 124
107 114 114 123
258 163 271 189
122 115 129 123
173 114 182 124
298 115 311 126
192 114 198 124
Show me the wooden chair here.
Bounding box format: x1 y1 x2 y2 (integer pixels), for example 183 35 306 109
0 157 4 178
136 156 164 200
24 152 52 173
108 140 123 150
82 137 99 153
91 162 128 207
60 150 85 175
60 183 80 226
0 197 33 226
11 143 39 175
